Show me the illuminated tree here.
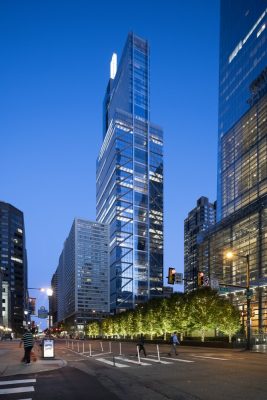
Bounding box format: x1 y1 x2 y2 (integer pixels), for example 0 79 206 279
187 287 220 342
217 299 241 343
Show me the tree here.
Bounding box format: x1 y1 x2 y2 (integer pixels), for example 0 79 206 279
169 293 190 341
217 299 241 343
187 287 220 342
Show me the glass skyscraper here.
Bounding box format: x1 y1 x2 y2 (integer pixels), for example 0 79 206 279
198 0 267 336
217 0 267 220
0 201 28 334
184 197 216 292
96 33 164 313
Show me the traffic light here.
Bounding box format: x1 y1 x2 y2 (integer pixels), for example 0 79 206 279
168 267 176 284
197 271 204 286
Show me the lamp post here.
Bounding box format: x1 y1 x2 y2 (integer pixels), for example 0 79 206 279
28 287 53 333
226 251 251 350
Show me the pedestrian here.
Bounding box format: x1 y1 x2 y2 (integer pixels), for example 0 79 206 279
136 334 147 357
168 331 180 356
20 328 34 364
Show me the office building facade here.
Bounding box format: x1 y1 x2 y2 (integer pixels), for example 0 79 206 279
96 33 164 313
0 201 28 333
55 219 109 326
198 0 267 335
184 197 216 292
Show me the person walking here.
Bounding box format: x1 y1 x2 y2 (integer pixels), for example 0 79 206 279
20 329 34 364
136 334 147 357
168 331 180 356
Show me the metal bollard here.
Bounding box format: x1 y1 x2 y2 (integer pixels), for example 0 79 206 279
113 355 116 367
82 342 85 354
109 341 112 353
156 344 161 362
137 345 141 365
78 341 79 353
89 343 92 357
100 341 104 352
72 341 74 350
119 342 122 356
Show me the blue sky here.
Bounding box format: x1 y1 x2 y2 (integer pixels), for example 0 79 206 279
0 0 219 318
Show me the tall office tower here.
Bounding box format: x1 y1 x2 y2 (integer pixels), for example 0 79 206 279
50 271 58 325
96 33 164 313
55 219 109 327
0 201 28 333
184 197 216 292
198 0 267 334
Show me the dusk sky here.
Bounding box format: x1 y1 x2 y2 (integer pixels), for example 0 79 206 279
1 0 219 318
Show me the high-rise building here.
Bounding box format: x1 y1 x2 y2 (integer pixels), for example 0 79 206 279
198 0 267 335
54 219 109 327
0 201 28 334
184 197 216 292
96 33 164 313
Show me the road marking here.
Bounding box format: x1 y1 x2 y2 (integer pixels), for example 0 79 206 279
0 386 35 395
96 358 129 368
140 357 172 364
192 355 228 361
115 356 151 366
0 379 36 386
159 356 194 363
91 352 111 357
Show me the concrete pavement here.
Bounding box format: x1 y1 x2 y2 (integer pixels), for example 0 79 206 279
0 339 66 377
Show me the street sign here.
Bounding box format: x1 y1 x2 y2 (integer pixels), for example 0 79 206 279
43 339 55 358
174 273 183 284
219 287 229 293
38 306 48 319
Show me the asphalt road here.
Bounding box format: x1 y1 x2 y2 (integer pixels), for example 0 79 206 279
1 339 267 400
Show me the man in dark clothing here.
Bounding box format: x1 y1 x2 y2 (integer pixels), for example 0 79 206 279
20 329 34 364
136 334 147 357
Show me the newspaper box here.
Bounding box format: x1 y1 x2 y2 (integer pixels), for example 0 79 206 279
42 338 55 359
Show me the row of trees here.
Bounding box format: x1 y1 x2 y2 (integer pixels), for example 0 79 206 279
86 288 241 343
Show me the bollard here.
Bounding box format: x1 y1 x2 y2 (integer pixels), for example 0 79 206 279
82 342 85 354
72 341 74 350
137 345 141 365
100 341 104 352
119 342 122 356
89 343 92 357
109 341 112 353
113 355 116 367
156 344 161 362
78 341 80 353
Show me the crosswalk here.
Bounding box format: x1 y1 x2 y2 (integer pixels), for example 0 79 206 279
66 346 232 369
0 378 37 399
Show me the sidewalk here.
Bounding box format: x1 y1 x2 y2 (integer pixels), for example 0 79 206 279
0 340 66 377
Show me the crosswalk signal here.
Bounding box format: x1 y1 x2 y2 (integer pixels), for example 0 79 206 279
197 271 204 287
168 267 176 285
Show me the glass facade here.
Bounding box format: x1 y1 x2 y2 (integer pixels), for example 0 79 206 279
0 201 28 334
217 0 267 220
199 196 267 334
184 197 216 292
197 0 267 335
97 33 164 313
56 219 109 324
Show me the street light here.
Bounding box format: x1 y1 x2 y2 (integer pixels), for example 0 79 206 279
28 287 53 333
226 251 251 350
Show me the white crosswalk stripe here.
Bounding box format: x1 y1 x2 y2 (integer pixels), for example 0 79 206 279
115 356 152 366
96 357 129 367
0 378 37 397
192 355 229 361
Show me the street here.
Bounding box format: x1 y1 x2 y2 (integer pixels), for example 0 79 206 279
1 340 267 399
